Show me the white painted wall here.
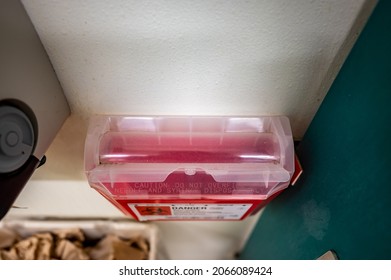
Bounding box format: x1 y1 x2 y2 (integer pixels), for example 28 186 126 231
7 0 375 259
23 0 369 138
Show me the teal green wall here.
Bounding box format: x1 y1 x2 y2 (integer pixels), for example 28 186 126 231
241 0 391 260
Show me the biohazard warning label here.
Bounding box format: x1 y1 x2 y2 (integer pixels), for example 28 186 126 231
135 206 172 216
128 203 253 221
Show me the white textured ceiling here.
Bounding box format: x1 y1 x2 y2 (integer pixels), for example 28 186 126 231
19 0 375 181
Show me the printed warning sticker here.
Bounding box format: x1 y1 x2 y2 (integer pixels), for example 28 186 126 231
128 203 253 221
135 205 172 216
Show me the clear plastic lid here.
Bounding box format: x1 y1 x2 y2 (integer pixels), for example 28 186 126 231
85 116 294 199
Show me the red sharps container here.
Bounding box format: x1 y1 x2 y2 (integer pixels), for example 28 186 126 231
85 116 295 221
